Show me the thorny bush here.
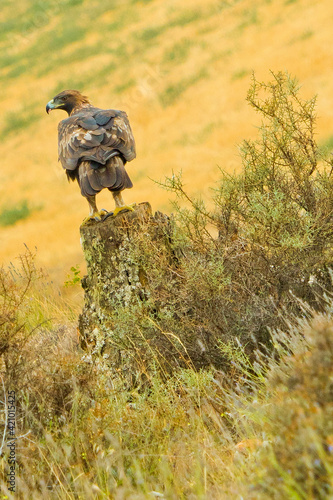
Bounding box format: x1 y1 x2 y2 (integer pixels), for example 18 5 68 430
153 71 333 367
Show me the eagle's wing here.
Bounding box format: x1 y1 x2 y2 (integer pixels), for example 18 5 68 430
58 108 136 171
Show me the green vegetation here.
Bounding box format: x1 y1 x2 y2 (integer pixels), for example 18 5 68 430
64 265 82 287
0 200 31 226
0 250 333 498
152 72 333 369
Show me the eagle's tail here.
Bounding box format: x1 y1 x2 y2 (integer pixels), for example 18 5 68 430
77 156 133 198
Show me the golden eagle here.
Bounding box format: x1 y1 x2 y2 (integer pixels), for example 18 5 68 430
46 89 136 222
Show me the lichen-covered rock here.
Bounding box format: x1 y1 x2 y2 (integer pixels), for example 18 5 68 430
78 202 178 376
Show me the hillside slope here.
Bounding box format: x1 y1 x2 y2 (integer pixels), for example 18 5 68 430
1 0 333 287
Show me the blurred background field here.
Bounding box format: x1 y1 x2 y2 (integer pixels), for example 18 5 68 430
1 0 333 290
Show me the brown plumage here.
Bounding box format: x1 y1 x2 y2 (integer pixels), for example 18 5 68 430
46 89 136 222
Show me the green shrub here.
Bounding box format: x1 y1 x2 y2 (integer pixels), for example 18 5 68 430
151 71 333 368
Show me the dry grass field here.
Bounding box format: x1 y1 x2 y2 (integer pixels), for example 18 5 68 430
1 0 333 289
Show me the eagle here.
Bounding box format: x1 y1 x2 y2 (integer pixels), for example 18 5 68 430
46 89 136 223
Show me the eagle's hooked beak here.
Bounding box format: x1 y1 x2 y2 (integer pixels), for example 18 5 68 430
46 99 55 114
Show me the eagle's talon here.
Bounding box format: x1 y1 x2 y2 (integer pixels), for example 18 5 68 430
112 204 135 217
81 216 99 226
81 216 96 226
99 209 109 221
101 211 114 221
81 208 109 225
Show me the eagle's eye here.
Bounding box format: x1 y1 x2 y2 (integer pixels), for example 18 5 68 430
62 96 68 101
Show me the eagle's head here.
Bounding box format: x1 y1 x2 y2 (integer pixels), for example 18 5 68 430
46 90 90 116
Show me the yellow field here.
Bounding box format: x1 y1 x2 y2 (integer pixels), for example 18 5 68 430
1 0 333 288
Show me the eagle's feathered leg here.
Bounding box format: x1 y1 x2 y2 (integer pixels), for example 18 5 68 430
81 195 108 225
112 190 135 217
